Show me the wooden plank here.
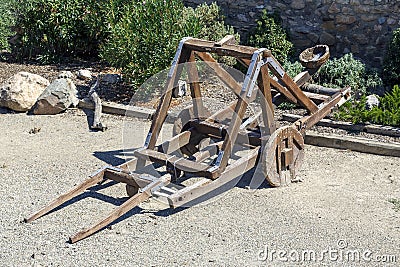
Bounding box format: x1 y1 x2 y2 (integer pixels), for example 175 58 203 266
69 187 151 243
187 51 206 118
146 47 191 149
24 169 106 223
305 132 400 157
190 120 262 146
217 98 249 172
295 88 351 133
257 65 276 135
302 83 340 96
133 149 213 176
159 130 191 154
293 71 311 87
184 38 271 59
215 35 236 46
282 113 400 138
195 52 243 98
78 100 154 119
278 73 319 113
168 147 259 208
104 169 157 188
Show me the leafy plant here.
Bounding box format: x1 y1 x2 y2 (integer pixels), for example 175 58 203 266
247 10 293 63
282 60 303 78
183 3 239 66
335 85 400 126
0 0 15 50
12 0 118 61
383 28 400 87
313 53 382 96
100 1 240 88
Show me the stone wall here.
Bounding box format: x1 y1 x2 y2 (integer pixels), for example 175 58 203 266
184 0 400 66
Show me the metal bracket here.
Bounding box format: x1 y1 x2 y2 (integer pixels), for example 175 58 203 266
143 132 152 148
266 57 285 78
168 37 192 78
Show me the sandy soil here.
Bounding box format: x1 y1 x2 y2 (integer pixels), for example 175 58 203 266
0 108 399 266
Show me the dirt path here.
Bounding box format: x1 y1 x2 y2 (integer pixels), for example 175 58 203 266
0 109 399 266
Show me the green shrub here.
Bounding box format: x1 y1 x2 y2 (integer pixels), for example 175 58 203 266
247 10 293 63
183 3 239 66
0 0 15 50
335 85 400 126
383 27 400 87
12 0 115 61
100 1 239 88
282 60 303 78
312 53 382 96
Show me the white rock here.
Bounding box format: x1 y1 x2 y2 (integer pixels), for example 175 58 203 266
33 78 79 115
366 94 380 110
77 69 92 80
0 72 49 112
58 71 74 79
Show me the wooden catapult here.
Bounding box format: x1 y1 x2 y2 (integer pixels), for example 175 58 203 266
25 36 351 242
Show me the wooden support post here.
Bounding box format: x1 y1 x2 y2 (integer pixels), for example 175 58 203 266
257 65 276 135
267 56 318 113
146 45 191 149
187 51 206 118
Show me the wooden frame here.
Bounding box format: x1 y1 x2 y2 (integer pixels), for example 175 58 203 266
25 36 351 243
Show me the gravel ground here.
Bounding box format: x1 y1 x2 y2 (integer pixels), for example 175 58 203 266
0 109 399 266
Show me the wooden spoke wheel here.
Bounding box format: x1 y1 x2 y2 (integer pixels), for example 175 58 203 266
125 184 139 197
173 105 211 156
262 126 305 187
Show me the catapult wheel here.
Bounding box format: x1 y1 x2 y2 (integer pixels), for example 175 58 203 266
262 126 305 187
125 184 139 197
173 106 211 156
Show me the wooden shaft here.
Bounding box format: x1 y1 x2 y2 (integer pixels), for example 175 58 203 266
217 97 249 172
24 170 105 223
257 65 276 136
69 190 151 243
184 38 271 59
146 47 191 149
267 56 318 113
295 88 351 134
187 51 206 118
195 52 243 98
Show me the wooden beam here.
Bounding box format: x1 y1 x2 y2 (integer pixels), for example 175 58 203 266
195 52 243 98
295 88 351 134
184 38 271 59
168 147 259 208
305 132 400 157
158 130 191 154
282 113 400 138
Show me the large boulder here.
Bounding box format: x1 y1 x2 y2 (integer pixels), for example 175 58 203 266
33 78 79 115
0 72 49 112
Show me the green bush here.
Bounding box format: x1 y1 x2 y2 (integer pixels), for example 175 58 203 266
100 1 239 88
247 10 293 63
383 27 400 87
183 3 239 66
12 0 116 61
0 0 15 50
335 85 400 126
312 53 382 96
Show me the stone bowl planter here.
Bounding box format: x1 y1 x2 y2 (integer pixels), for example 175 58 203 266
299 45 330 69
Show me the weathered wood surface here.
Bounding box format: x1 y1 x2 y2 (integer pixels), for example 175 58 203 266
282 113 400 138
305 132 400 157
